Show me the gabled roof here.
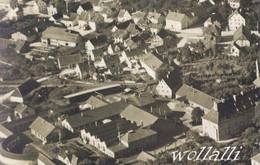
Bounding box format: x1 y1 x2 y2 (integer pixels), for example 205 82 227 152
42 27 81 43
77 62 89 74
118 10 129 18
65 101 128 129
88 35 107 47
147 12 161 21
38 153 55 165
86 95 108 108
79 2 93 11
50 13 63 20
120 104 158 127
137 151 155 162
131 11 145 19
58 54 82 65
14 103 33 114
140 52 163 72
116 20 134 29
176 84 221 110
127 92 155 107
233 25 251 42
12 79 40 98
29 117 55 138
166 11 187 22
228 10 245 20
251 153 260 163
103 55 122 74
121 128 157 143
78 11 89 21
161 72 176 90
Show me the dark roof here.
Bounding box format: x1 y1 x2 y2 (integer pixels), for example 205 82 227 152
161 72 176 90
103 55 122 74
65 101 129 129
176 84 221 110
78 62 89 74
58 54 82 65
79 2 93 11
51 13 63 20
29 117 55 138
233 25 251 42
157 29 168 39
89 35 107 47
12 79 40 98
116 20 134 29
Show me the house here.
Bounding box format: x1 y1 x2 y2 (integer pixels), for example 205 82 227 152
47 3 59 16
57 54 82 69
233 25 251 47
120 104 159 128
147 12 163 24
165 11 192 30
112 20 133 32
61 101 128 133
77 11 89 29
100 6 113 22
139 52 163 80
80 95 108 110
14 40 30 53
137 151 155 163
101 55 123 76
228 43 241 57
176 84 221 113
155 45 168 59
131 11 145 24
89 48 103 62
10 79 40 103
49 13 62 23
126 23 143 37
11 28 37 42
41 27 81 47
148 23 163 35
228 10 245 31
121 47 147 69
202 24 222 43
29 117 58 144
228 0 240 9
124 35 142 50
118 10 131 22
14 103 35 119
204 12 226 29
80 117 138 158
77 2 93 15
127 92 155 107
85 35 107 53
107 43 122 55
202 88 260 141
113 29 129 43
251 153 260 165
57 149 85 165
150 29 168 48
35 0 47 14
60 13 79 28
75 62 89 79
156 73 176 98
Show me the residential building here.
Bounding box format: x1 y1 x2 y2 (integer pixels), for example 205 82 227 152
251 153 260 165
118 10 131 22
228 10 245 31
14 103 35 119
41 27 81 47
100 55 123 76
47 4 59 16
228 0 240 9
49 13 62 23
176 84 221 113
60 13 79 28
139 52 163 80
10 79 40 103
127 92 155 107
202 88 260 141
121 47 147 68
57 54 82 69
204 13 226 29
113 29 129 43
131 11 145 24
147 12 163 24
233 25 251 47
156 73 175 98
107 44 122 55
165 11 192 30
61 101 128 133
228 43 241 57
137 151 156 163
75 62 89 79
11 28 37 42
79 95 108 110
150 29 168 48
85 35 107 53
29 117 58 144
77 2 93 15
124 35 142 50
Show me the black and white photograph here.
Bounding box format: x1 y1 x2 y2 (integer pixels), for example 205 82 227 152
0 0 259 164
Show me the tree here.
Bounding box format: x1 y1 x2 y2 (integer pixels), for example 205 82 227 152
191 107 204 124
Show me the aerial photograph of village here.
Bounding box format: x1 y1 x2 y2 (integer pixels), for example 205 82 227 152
0 0 260 164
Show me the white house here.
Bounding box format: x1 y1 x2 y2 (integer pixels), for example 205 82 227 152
251 153 260 165
118 10 131 22
228 43 240 57
47 4 58 16
165 11 192 30
228 0 240 9
139 52 163 80
156 74 175 98
228 10 245 31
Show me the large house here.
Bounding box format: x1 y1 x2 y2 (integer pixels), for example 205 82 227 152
139 52 163 80
233 25 251 47
29 117 58 144
165 11 191 30
41 27 81 47
176 84 221 113
202 88 260 141
156 73 175 98
10 79 40 103
57 54 82 69
228 10 245 31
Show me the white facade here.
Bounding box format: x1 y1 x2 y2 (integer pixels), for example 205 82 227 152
156 79 172 98
228 13 245 31
10 96 23 103
151 35 163 48
140 60 157 80
47 5 57 15
228 1 240 9
118 10 131 22
41 38 77 47
202 118 219 141
228 44 240 57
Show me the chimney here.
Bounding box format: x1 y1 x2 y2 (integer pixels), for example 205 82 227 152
233 95 237 102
